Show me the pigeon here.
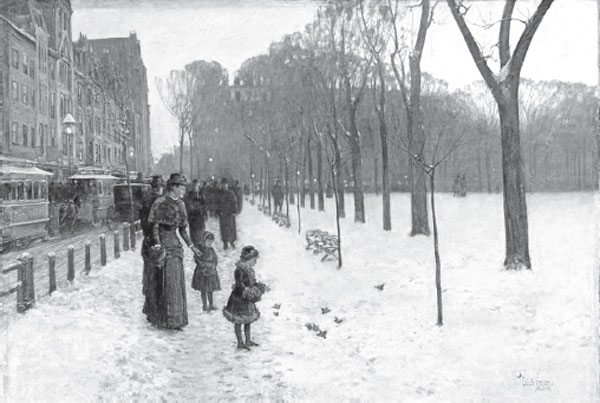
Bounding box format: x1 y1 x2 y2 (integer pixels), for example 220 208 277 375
273 311 279 317
305 323 314 331
374 283 385 291
316 330 327 339
334 316 345 324
321 307 331 315
272 303 281 310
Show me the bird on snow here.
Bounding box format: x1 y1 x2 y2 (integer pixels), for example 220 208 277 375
305 323 314 331
316 330 327 339
273 311 279 316
374 283 385 291
321 307 331 314
272 303 281 310
334 316 345 324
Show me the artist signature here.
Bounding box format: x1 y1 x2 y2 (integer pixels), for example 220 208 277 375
516 372 552 391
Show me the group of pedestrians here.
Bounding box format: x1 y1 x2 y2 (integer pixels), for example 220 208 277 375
138 173 266 350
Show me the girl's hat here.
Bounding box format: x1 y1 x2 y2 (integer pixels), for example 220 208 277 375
240 245 259 261
201 231 215 243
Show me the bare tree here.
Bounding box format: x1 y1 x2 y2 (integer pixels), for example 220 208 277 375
446 0 555 270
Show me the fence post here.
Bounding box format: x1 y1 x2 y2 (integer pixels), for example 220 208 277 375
67 245 75 282
48 252 56 295
100 234 107 266
123 223 130 251
16 253 34 313
130 222 136 251
113 231 120 259
85 241 91 274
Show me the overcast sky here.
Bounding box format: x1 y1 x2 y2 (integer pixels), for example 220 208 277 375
71 0 598 158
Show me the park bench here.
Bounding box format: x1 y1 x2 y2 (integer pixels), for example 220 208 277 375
305 229 339 262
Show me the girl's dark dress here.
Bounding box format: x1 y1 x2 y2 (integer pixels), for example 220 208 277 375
222 260 260 324
191 245 221 292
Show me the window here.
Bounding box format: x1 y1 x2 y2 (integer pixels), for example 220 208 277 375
51 126 56 147
31 89 36 108
11 81 18 101
17 182 24 200
50 61 55 80
23 54 28 74
41 182 47 199
24 181 32 200
39 123 45 154
50 92 56 118
33 182 39 199
22 125 28 146
30 127 36 148
11 48 19 69
11 122 19 144
22 84 28 105
29 60 35 78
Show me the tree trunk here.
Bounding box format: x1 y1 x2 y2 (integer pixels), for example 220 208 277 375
349 106 365 223
317 141 324 212
285 159 290 220
375 71 391 231
307 135 315 210
334 140 345 218
429 171 443 326
498 84 531 270
408 50 429 236
179 124 184 174
374 156 379 195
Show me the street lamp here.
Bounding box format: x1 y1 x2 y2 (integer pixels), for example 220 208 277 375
123 145 135 225
62 113 76 175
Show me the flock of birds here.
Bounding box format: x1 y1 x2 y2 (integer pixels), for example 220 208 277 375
269 282 385 340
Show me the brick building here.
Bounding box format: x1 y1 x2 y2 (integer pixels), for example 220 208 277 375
0 0 152 179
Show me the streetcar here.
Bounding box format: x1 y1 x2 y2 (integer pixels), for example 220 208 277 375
0 156 53 252
67 168 120 229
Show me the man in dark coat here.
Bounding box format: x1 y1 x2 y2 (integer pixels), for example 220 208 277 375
216 178 238 249
139 175 165 322
184 179 207 245
233 179 243 214
271 179 284 214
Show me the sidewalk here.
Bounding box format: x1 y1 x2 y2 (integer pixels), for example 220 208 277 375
1 205 381 401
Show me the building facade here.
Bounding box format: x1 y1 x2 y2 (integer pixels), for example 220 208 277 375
0 0 152 179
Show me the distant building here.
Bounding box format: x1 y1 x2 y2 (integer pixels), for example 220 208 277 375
0 0 152 179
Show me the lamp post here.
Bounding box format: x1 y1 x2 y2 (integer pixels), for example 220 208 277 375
62 114 76 176
123 145 135 224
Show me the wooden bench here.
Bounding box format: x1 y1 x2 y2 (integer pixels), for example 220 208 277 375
305 230 338 262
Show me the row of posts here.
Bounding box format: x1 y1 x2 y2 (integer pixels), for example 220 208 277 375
3 222 139 314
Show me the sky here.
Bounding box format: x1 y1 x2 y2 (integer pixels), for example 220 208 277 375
70 0 598 158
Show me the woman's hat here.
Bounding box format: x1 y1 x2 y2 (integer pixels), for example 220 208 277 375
221 177 228 185
150 175 164 188
167 173 187 186
240 245 259 261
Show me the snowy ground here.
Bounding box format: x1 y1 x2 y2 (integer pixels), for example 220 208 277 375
1 192 598 401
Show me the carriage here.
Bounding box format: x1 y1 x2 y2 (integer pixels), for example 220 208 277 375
65 168 120 230
0 156 53 252
111 182 151 224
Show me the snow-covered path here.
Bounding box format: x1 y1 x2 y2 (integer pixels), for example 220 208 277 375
2 193 598 401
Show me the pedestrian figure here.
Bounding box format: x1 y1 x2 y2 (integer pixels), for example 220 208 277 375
271 179 284 214
233 180 244 214
453 174 461 197
325 181 334 198
206 180 219 218
185 179 207 245
222 246 266 350
147 173 201 330
216 178 238 249
191 231 221 312
140 175 165 324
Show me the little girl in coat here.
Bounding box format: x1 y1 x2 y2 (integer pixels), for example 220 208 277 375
191 231 221 311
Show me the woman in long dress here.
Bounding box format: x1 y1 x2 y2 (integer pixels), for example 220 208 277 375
147 173 200 330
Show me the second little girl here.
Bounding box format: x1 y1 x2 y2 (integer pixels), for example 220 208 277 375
191 231 221 311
